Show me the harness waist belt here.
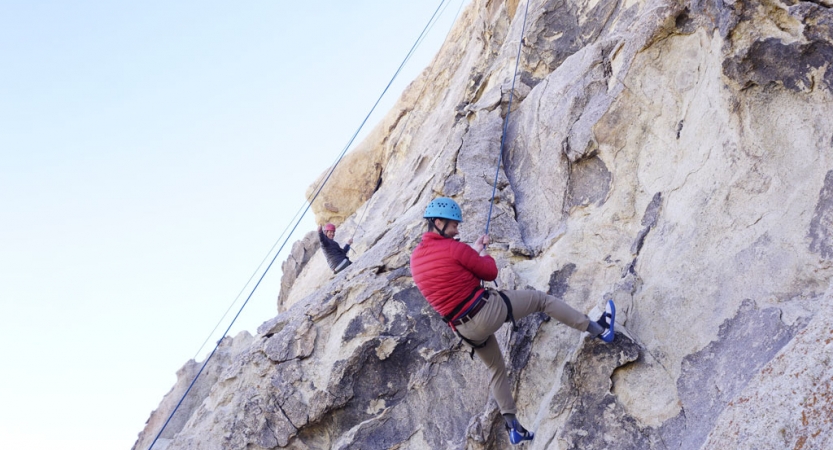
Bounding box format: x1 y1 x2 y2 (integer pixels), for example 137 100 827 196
450 292 488 326
441 285 483 322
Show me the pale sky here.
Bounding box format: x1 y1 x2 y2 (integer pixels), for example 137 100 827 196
0 1 469 448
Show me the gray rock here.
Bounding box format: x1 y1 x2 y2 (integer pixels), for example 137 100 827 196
135 0 833 448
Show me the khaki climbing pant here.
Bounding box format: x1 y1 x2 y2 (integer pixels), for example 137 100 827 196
455 289 590 415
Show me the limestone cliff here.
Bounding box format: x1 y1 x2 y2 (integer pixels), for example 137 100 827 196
135 0 833 448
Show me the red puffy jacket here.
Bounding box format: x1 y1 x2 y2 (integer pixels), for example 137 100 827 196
410 232 499 318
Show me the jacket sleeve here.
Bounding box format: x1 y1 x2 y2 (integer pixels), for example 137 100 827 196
342 243 351 254
453 242 498 281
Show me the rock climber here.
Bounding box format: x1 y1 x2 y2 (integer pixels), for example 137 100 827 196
317 223 353 274
409 197 615 445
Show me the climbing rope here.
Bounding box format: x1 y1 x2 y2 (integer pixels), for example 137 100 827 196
147 2 454 448
191 201 308 359
485 0 531 235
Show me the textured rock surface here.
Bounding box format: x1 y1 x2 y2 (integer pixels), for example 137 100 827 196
135 0 833 448
277 230 319 313
133 332 254 450
702 290 833 450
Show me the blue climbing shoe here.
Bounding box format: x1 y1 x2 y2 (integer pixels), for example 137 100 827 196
597 299 616 343
507 419 534 444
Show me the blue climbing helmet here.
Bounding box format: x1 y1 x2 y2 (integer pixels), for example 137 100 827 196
423 197 463 222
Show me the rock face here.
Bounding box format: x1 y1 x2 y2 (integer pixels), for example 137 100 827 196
135 0 833 449
277 230 319 313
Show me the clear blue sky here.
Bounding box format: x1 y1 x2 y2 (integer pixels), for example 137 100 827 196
0 1 469 448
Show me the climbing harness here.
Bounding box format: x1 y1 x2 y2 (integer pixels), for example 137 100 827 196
496 290 519 332
445 287 490 358
446 289 519 358
484 0 531 235
441 285 483 323
146 2 455 449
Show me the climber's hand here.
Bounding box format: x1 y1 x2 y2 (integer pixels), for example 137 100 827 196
474 234 490 253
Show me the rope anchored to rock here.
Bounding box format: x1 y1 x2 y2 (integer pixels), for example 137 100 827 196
485 0 531 235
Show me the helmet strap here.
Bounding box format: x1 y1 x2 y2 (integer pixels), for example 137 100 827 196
428 218 450 238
